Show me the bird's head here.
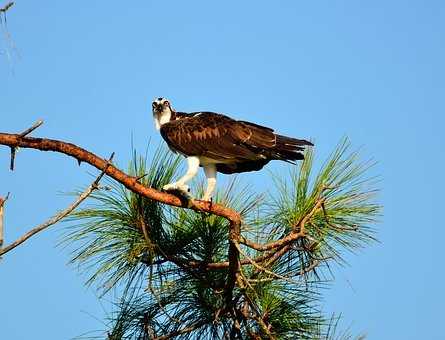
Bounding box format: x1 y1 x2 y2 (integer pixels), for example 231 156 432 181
152 97 173 130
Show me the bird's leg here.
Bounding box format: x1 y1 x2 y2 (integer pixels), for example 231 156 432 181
202 164 217 202
163 156 200 195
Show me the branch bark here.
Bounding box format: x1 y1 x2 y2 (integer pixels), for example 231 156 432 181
10 120 44 170
0 132 240 222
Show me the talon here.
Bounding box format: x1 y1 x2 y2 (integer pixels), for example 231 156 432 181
163 183 191 197
201 195 212 202
163 183 177 191
176 184 190 193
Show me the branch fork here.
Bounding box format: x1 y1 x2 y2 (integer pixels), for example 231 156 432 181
9 120 43 171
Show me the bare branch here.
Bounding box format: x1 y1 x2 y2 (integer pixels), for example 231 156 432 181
0 153 113 256
0 192 10 249
0 2 14 13
19 119 44 137
10 120 44 170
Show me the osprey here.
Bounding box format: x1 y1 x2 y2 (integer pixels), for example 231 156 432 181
152 98 313 201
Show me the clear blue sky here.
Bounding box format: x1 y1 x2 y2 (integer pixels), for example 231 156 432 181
1 1 443 339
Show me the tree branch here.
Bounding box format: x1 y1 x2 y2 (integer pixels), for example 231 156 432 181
9 120 44 171
0 153 113 256
0 132 239 222
0 2 14 13
0 192 10 249
234 242 297 284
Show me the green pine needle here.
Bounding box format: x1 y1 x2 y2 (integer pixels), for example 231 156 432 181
62 139 380 339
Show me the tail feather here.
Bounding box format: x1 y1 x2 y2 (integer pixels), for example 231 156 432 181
276 135 313 147
272 134 313 162
216 133 313 174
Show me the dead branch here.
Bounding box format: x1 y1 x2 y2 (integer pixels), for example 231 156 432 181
0 153 113 256
0 192 10 248
10 120 44 170
0 2 14 13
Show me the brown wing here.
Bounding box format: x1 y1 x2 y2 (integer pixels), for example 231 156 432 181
160 111 313 167
160 112 266 162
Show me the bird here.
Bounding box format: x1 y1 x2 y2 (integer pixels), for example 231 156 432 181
152 98 313 202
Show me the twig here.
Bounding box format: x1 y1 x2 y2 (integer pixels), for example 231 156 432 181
239 198 324 252
0 192 10 249
0 2 14 13
10 120 44 171
239 230 304 252
321 202 358 231
19 119 44 137
234 242 298 284
0 153 113 256
134 173 148 182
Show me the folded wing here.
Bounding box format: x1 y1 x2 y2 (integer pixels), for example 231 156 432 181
160 112 312 174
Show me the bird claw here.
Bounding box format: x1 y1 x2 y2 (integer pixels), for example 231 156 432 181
162 183 194 206
201 195 213 202
163 183 190 195
200 196 213 210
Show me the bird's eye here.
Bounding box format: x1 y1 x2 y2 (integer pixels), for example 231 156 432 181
164 101 170 106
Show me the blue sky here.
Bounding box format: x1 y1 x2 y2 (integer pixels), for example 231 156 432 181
1 1 443 339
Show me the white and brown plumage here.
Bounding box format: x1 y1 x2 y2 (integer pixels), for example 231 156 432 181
152 98 313 201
